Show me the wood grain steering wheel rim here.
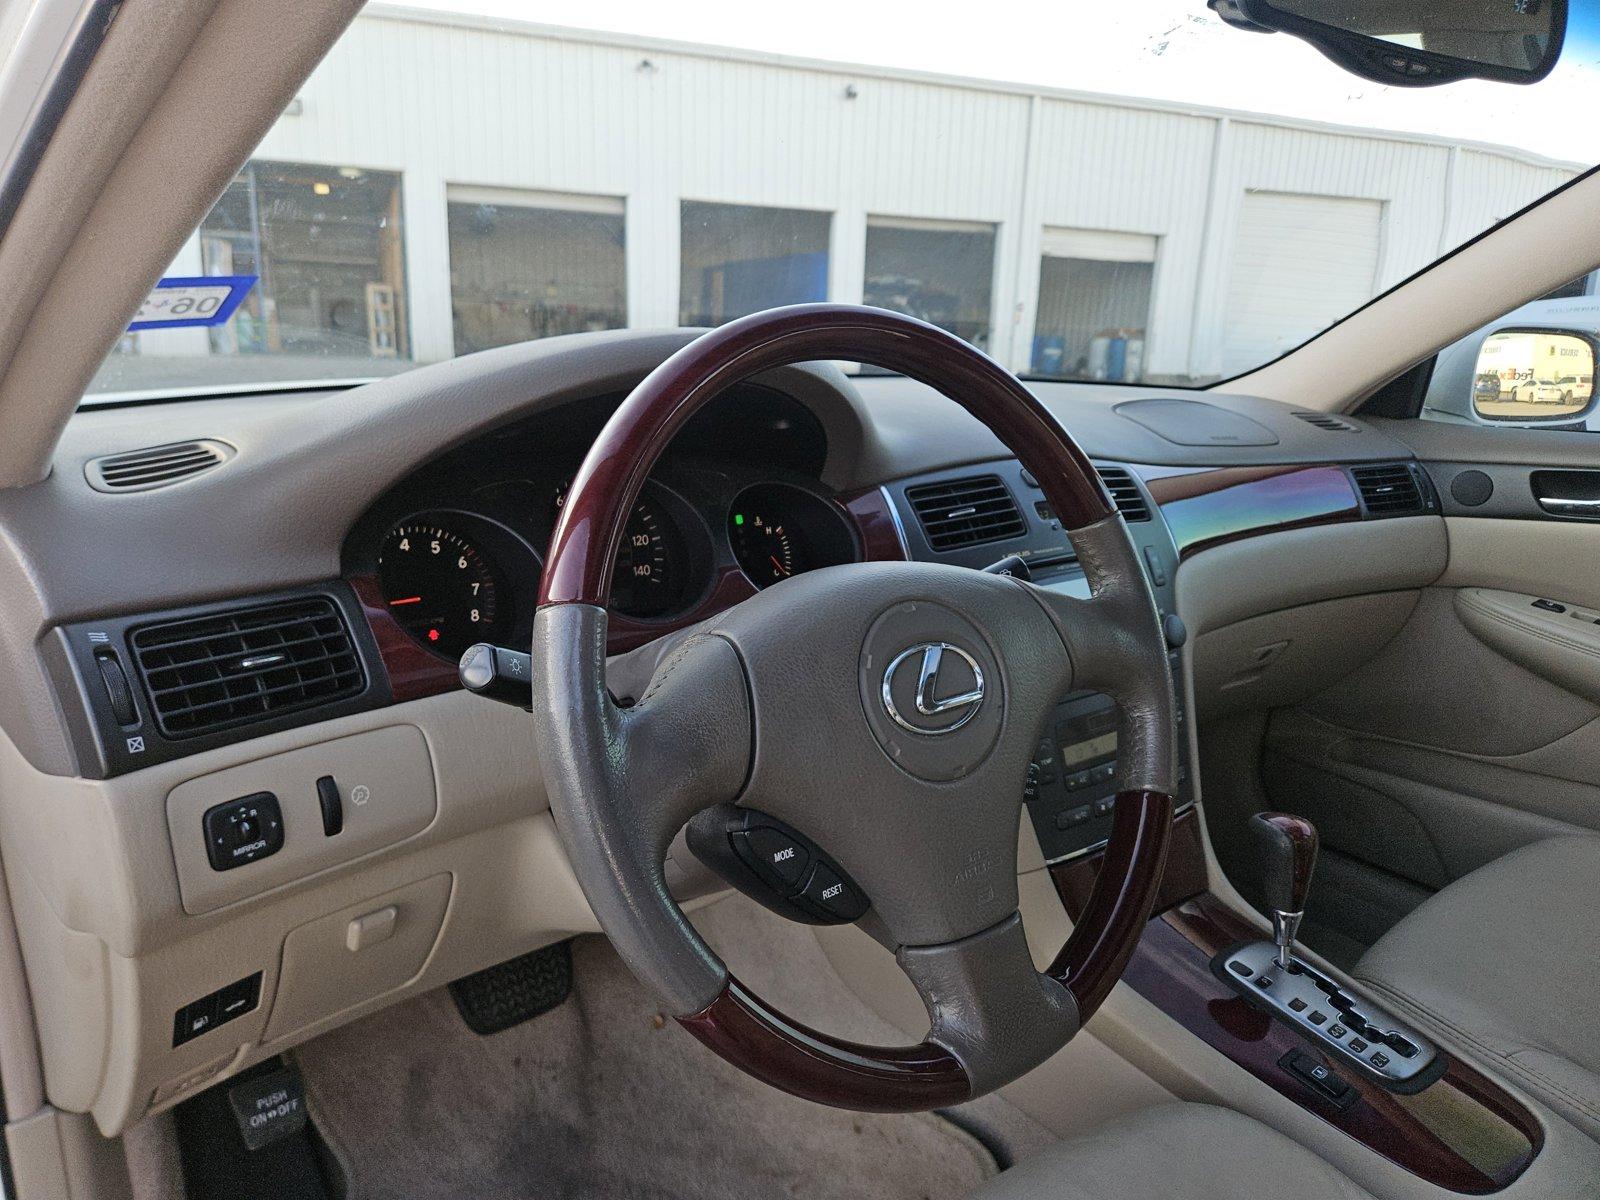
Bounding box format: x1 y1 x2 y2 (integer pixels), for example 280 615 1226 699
533 304 1177 1112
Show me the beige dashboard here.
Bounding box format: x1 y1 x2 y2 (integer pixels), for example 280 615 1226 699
0 332 1452 1135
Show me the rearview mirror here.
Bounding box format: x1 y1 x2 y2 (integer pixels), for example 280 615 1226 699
1472 329 1596 423
1209 0 1566 87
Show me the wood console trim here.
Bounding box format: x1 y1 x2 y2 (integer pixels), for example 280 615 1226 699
1051 845 1544 1193
1143 464 1361 558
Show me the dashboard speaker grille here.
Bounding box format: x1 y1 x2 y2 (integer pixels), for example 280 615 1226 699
130 597 364 738
905 475 1026 551
1094 466 1151 521
1351 462 1425 516
87 440 233 492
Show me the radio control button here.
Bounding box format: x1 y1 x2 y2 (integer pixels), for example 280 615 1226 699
1054 805 1092 829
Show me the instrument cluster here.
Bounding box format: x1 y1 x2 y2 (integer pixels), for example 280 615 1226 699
349 463 863 663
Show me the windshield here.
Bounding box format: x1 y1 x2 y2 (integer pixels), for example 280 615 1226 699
84 1 1600 400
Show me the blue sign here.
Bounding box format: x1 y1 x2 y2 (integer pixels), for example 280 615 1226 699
128 275 257 332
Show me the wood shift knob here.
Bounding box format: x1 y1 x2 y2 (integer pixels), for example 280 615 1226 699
1249 811 1319 916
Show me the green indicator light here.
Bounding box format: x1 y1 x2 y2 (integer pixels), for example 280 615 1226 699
734 513 744 525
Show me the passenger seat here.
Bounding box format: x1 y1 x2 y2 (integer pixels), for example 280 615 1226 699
1353 836 1600 1138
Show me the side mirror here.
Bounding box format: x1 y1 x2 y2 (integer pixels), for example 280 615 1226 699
1472 329 1597 424
1209 0 1566 88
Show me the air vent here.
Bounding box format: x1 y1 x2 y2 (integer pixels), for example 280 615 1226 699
1095 466 1151 521
905 475 1026 551
1351 463 1426 517
1293 412 1358 433
87 440 233 493
130 597 364 738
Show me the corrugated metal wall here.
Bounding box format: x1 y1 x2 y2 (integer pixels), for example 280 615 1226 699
244 8 1581 380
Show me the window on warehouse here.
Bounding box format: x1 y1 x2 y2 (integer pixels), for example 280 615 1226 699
1031 228 1157 382
447 187 627 354
680 202 831 326
863 217 996 351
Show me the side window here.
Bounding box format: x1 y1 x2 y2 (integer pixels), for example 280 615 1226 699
1422 270 1600 432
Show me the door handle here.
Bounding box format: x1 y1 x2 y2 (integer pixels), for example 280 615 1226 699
1536 495 1600 518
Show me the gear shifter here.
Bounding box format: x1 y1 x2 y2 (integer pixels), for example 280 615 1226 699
1249 811 1318 970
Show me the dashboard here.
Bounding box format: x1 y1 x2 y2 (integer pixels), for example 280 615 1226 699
0 326 1452 1136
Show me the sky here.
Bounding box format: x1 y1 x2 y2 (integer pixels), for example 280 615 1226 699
380 0 1600 164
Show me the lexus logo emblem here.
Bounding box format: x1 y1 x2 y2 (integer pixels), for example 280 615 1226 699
881 642 985 735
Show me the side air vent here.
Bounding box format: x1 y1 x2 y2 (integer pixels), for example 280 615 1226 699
1351 463 1426 517
905 475 1026 551
86 440 234 493
1293 412 1358 433
130 597 364 738
1095 466 1151 521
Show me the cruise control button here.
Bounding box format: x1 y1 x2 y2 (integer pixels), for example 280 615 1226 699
740 827 811 888
800 861 868 922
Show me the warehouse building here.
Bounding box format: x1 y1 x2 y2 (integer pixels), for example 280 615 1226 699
116 5 1584 391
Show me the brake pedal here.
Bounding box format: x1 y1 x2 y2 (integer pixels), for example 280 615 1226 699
449 939 574 1035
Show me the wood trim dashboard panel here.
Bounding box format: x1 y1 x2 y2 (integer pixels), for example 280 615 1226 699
1051 819 1542 1194
1142 464 1363 559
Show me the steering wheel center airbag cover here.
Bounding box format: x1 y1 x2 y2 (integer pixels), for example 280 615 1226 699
861 602 1003 781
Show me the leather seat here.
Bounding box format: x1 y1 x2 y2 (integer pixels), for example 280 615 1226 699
1354 836 1600 1140
971 1103 1370 1200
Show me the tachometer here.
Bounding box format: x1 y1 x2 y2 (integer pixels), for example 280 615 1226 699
377 520 505 658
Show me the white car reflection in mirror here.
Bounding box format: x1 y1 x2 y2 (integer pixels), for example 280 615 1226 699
1425 282 1600 429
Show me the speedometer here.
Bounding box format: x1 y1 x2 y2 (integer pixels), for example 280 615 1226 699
377 520 506 658
554 482 688 618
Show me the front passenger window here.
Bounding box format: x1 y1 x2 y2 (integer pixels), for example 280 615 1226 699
1423 270 1600 433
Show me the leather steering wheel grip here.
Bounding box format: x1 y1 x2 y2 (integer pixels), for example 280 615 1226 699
533 304 1179 1112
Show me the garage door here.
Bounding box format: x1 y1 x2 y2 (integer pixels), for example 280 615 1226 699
1219 192 1382 377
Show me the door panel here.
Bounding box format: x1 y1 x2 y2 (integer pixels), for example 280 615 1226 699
1257 420 1600 953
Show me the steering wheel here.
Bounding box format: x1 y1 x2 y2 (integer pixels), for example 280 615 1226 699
532 304 1178 1112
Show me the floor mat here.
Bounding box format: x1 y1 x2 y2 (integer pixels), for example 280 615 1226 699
295 932 998 1200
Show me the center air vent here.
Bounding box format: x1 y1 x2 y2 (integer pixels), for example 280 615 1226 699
1351 462 1426 517
1293 412 1358 432
87 440 233 493
1094 466 1151 521
905 475 1026 551
130 597 364 738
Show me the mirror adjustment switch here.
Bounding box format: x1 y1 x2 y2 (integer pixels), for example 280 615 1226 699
203 793 284 871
